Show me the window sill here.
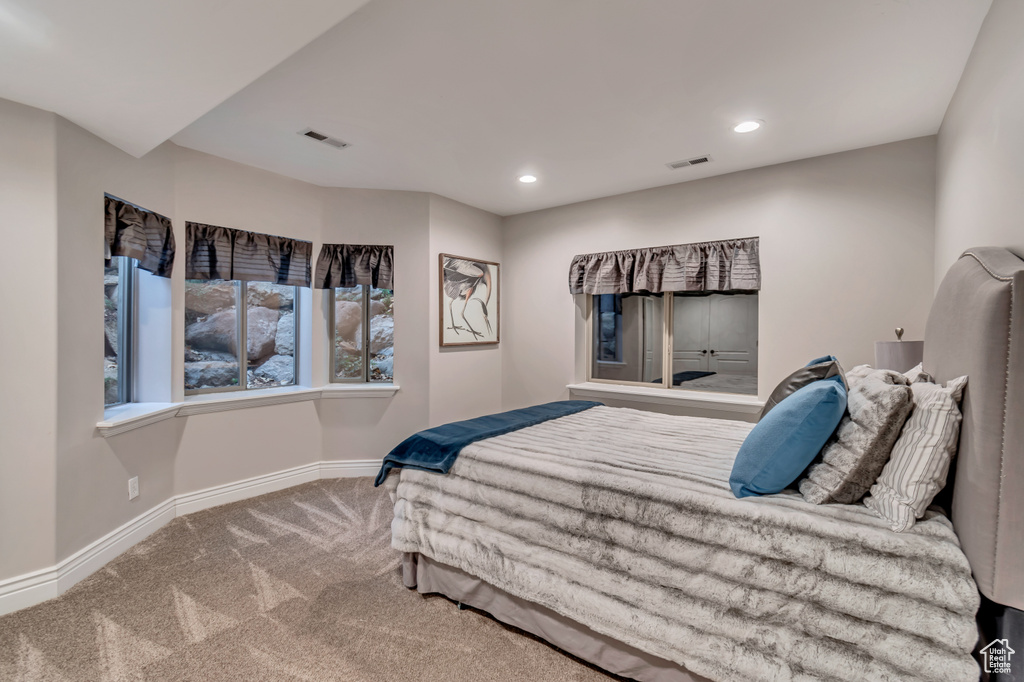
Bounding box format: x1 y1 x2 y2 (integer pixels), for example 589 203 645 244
97 384 400 437
178 385 321 416
319 383 399 399
567 381 764 416
98 403 180 437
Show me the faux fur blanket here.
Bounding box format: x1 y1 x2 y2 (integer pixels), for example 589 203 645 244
387 406 980 682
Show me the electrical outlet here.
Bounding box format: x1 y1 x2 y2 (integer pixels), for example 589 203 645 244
128 476 139 500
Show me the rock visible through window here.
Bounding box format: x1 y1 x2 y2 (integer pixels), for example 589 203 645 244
184 280 298 393
246 282 296 389
333 286 393 383
104 261 122 405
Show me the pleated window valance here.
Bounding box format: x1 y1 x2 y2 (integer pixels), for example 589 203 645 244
104 195 175 277
568 237 760 295
315 244 394 290
185 222 312 287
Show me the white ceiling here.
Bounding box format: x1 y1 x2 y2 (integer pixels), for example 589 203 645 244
3 0 992 215
0 0 371 157
171 0 991 216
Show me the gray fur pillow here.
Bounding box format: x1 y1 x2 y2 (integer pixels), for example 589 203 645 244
799 365 913 505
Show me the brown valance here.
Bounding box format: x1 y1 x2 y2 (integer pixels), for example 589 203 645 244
315 244 394 290
104 195 175 277
185 222 311 287
568 237 760 295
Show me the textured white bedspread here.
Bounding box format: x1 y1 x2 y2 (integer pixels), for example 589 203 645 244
388 406 980 682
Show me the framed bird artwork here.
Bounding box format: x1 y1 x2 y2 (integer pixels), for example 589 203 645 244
439 253 499 346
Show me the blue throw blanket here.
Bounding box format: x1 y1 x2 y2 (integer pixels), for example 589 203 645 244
374 400 602 486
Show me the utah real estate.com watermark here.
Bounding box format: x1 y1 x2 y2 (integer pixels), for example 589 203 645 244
980 638 1015 675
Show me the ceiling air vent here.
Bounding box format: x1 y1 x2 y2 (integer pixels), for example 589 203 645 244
667 155 713 170
299 128 349 149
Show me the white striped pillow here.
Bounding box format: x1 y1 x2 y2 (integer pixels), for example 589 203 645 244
864 374 967 532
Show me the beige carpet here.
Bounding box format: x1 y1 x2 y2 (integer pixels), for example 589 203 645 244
0 478 616 681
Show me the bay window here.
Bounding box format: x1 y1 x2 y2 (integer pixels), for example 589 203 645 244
184 221 312 394
103 194 175 407
330 285 394 383
184 280 298 392
316 243 395 384
104 256 136 406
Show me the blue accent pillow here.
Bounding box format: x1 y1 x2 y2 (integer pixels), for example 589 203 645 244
730 374 848 498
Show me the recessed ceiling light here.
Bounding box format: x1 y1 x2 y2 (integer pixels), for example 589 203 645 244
518 174 537 183
733 120 763 133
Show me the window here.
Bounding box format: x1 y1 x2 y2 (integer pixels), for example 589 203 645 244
103 194 175 407
331 285 394 383
104 256 136 406
593 294 623 363
182 221 311 394
184 280 297 393
590 292 758 395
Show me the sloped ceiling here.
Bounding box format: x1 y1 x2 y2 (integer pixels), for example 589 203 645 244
0 0 371 156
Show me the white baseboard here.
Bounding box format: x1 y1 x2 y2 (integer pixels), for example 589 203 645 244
174 463 322 517
60 499 177 598
0 458 382 617
0 566 58 616
0 498 176 617
320 459 383 478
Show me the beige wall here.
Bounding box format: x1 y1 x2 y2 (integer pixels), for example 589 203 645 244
54 118 178 560
428 195 504 426
501 138 938 410
935 0 1024 282
318 188 434 464
0 99 502 584
0 99 59 578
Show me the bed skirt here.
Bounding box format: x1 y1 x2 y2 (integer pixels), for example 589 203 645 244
402 552 710 682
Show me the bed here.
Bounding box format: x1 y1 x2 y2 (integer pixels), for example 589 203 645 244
384 247 1024 681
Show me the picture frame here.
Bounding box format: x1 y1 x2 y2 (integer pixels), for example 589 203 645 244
439 253 500 346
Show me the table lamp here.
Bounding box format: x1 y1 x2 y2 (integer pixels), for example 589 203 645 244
874 327 924 373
